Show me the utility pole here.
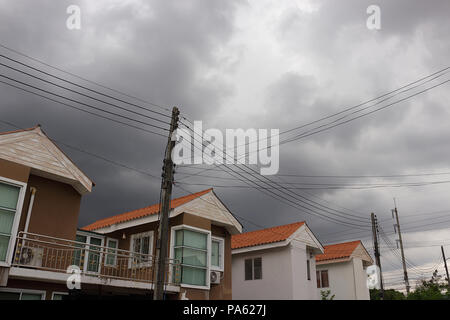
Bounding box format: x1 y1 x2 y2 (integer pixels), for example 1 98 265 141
441 245 450 288
153 106 179 300
371 212 384 299
393 201 410 294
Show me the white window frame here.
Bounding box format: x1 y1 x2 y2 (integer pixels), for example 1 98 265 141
128 231 154 268
105 238 119 267
0 287 46 300
51 291 68 300
170 225 211 290
75 230 104 274
0 177 27 267
210 236 225 272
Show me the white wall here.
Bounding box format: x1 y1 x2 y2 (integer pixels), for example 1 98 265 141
232 245 294 300
232 243 319 300
290 242 318 299
316 257 370 300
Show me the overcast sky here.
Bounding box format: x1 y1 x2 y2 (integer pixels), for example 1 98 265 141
0 0 449 289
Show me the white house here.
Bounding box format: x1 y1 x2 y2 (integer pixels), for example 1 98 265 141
231 221 324 300
315 240 373 300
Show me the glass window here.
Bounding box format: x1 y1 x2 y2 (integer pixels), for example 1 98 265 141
244 259 253 280
0 291 21 300
105 239 118 266
21 293 42 300
52 293 68 300
174 229 208 286
245 258 262 280
87 237 102 273
131 232 153 267
0 182 20 262
307 259 311 280
317 270 329 288
321 270 329 288
254 257 262 280
0 291 43 300
211 240 220 268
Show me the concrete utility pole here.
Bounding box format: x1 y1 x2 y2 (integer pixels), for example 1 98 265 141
441 245 450 288
153 106 179 300
371 212 384 299
393 203 410 294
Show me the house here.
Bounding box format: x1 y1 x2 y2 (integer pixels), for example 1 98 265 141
0 126 94 300
315 240 373 300
0 125 241 300
81 187 242 300
231 221 324 299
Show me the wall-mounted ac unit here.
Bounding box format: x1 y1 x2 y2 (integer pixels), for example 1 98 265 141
19 247 43 267
210 270 221 284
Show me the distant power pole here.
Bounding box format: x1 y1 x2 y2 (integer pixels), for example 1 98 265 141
154 106 179 300
371 212 384 299
392 201 410 294
441 245 450 288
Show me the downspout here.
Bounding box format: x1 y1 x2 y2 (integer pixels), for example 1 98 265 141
23 187 37 236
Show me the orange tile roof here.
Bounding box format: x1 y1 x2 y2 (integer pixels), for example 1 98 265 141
231 221 305 249
82 188 213 231
315 240 361 262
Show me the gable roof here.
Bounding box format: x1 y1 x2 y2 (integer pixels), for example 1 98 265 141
316 240 371 263
82 188 215 231
231 222 305 250
0 125 93 194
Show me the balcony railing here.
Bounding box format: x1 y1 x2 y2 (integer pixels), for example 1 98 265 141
12 232 181 288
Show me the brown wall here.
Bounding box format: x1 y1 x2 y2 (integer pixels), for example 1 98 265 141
0 158 30 183
18 175 82 241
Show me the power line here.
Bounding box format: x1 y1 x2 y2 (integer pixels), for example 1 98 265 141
0 42 171 113
0 60 171 126
0 73 170 132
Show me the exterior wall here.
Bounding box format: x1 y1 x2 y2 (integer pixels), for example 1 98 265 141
316 260 355 300
0 158 30 183
316 257 370 300
18 175 82 241
232 243 319 300
290 243 318 299
232 245 294 300
352 257 370 300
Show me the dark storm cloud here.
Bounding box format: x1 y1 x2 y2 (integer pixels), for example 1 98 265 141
0 0 449 278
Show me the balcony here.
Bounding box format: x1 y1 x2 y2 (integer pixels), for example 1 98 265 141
10 232 181 292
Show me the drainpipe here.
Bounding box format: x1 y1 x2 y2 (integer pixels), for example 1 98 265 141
23 187 37 236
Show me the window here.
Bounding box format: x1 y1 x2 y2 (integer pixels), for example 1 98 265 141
0 289 45 300
317 270 329 288
211 237 224 271
244 257 262 280
307 259 311 280
173 227 209 287
130 231 153 268
73 232 104 273
51 292 68 300
105 238 118 266
0 181 21 263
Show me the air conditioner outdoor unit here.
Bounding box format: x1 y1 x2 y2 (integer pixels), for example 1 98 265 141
210 270 221 284
19 247 43 267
